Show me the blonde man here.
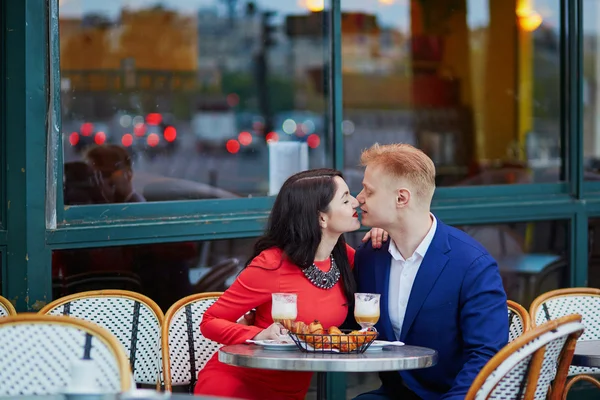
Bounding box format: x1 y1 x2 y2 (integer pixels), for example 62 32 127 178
353 144 507 400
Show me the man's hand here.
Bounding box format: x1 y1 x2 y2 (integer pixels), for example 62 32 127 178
236 310 256 326
362 228 389 248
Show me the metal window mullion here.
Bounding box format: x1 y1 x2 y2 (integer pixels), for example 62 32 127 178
47 0 62 228
567 0 584 198
330 0 344 171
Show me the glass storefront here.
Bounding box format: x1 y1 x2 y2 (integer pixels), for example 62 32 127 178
59 0 333 203
341 0 564 190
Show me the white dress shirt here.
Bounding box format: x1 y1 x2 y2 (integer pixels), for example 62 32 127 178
388 214 437 340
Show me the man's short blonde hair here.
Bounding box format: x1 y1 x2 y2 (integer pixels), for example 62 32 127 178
360 143 436 200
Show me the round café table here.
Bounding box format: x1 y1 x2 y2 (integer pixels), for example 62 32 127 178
219 344 438 400
571 340 600 368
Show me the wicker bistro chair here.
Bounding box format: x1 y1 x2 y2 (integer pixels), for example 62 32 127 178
0 314 132 396
508 300 531 342
530 288 600 376
465 314 583 400
0 295 16 317
39 290 164 387
162 292 222 392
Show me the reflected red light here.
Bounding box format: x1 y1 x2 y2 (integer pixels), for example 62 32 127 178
134 123 146 137
253 121 265 132
164 126 177 142
226 139 241 154
266 131 279 143
80 122 94 136
69 132 79 146
238 131 253 146
147 133 160 147
146 113 162 125
121 133 133 147
94 131 106 145
307 134 320 149
227 93 240 107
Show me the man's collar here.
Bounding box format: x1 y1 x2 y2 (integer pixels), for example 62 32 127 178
388 213 437 261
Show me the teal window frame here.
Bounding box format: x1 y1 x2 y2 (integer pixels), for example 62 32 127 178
0 0 6 238
49 0 572 230
6 0 600 396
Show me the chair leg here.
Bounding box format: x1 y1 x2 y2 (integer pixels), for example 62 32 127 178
562 374 600 400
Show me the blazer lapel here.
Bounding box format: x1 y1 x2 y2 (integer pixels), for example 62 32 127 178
372 243 396 341
400 221 451 341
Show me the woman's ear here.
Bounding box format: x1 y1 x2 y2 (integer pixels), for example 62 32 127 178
319 212 328 229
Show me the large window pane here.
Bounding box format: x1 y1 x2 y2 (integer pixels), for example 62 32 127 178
584 0 600 179
341 0 564 191
588 217 600 285
52 237 257 312
345 218 569 397
59 1 332 204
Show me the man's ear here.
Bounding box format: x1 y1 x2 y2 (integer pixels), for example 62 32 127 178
124 169 133 181
396 188 411 208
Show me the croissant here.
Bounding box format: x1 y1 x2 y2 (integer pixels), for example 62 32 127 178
328 326 344 347
313 335 332 349
328 326 343 335
348 330 368 346
308 320 325 334
281 319 294 331
339 335 358 352
292 321 308 334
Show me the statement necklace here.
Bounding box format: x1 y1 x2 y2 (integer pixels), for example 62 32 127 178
302 255 341 289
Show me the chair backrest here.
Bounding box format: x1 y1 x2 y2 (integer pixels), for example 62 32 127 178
40 290 164 386
508 300 531 342
162 292 222 392
530 287 600 376
0 313 132 396
0 295 16 317
466 314 583 400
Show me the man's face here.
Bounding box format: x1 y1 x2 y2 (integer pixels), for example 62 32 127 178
356 165 398 229
96 167 131 201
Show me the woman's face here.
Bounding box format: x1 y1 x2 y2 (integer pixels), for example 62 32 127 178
320 176 361 235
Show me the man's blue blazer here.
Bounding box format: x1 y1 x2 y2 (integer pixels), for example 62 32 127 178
355 218 508 399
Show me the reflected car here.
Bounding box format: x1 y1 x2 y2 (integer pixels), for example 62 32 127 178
66 122 111 152
113 112 178 157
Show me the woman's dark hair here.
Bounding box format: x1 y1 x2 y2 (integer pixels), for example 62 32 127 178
247 168 356 302
63 161 107 205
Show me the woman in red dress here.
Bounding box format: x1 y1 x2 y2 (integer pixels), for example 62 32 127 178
194 168 361 399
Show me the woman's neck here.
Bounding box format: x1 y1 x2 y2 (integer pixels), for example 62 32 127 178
315 233 339 262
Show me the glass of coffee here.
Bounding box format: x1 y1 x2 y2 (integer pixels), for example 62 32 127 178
354 293 380 330
271 293 298 324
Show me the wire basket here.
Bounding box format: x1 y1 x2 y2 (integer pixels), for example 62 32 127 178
288 329 378 354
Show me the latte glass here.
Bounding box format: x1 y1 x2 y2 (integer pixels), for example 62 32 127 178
354 293 380 330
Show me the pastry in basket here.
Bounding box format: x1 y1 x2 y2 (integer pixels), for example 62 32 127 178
305 320 325 345
348 330 376 346
283 320 308 334
338 334 358 352
328 326 343 347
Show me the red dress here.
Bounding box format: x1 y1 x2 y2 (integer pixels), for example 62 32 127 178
194 246 355 400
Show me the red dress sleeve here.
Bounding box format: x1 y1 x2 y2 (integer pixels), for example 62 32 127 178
345 243 355 269
200 249 282 345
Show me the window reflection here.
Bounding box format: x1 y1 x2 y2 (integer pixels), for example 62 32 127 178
59 1 332 204
341 0 564 191
583 0 600 179
52 237 257 311
587 218 600 286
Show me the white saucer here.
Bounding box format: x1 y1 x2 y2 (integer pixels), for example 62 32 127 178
246 339 298 351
